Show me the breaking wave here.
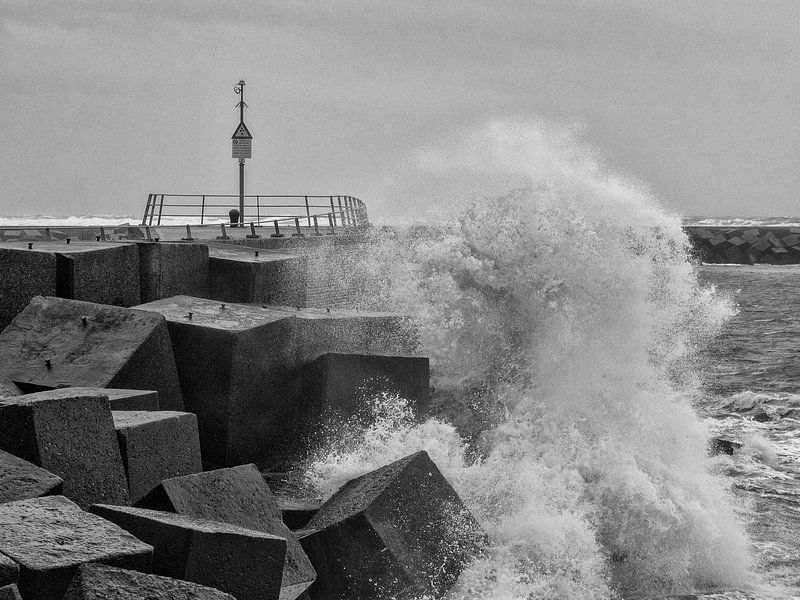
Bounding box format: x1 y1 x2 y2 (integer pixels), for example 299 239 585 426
306 120 756 599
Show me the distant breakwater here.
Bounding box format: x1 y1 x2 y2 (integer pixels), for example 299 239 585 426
684 226 800 264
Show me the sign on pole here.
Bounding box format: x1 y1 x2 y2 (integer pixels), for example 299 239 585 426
231 121 252 159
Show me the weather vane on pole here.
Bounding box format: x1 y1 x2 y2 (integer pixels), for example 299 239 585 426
231 79 252 226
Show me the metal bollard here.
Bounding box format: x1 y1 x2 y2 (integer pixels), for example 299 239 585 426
246 222 261 239
312 215 322 236
271 220 284 238
327 213 336 235
292 217 305 237
182 224 195 241
66 237 71 244
216 223 230 240
45 227 52 241
100 227 106 241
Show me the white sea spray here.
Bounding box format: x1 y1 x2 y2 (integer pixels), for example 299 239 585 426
305 119 754 599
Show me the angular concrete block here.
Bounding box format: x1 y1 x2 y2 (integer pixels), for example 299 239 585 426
53 241 140 306
138 242 209 303
0 246 56 331
208 243 307 307
90 504 286 600
0 584 20 600
0 296 183 410
295 353 430 459
0 554 17 587
103 388 160 411
289 307 419 362
135 296 298 466
0 496 152 600
300 451 485 600
0 390 129 507
138 464 315 600
64 563 236 600
113 411 202 504
0 377 21 399
0 449 63 503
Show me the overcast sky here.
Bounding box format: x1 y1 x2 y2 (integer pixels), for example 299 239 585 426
1 1 798 219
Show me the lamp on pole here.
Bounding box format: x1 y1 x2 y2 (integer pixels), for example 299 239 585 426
232 79 252 226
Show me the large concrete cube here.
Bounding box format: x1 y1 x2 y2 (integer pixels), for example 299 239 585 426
300 451 485 600
138 464 316 600
0 296 183 410
137 242 209 303
0 390 129 507
64 563 236 600
0 496 153 600
113 411 202 504
15 386 160 411
135 296 298 466
90 504 286 600
0 246 56 331
208 243 307 307
0 449 63 503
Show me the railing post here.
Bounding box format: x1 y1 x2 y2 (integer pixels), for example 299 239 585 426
271 220 284 238
182 224 195 241
157 194 165 226
330 196 336 220
305 196 311 227
327 213 336 235
216 223 230 240
257 196 261 225
200 195 206 226
247 221 261 239
142 194 152 226
292 218 305 237
312 215 322 236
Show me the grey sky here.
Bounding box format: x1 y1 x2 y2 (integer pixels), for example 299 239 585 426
1 1 798 219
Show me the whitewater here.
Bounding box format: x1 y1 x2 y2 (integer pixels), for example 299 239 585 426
6 120 797 599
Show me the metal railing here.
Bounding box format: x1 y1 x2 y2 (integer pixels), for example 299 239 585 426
141 194 368 229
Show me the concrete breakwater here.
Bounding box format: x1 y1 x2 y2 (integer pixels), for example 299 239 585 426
685 225 800 264
0 232 486 600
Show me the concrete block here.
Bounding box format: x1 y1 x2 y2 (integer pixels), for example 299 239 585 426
113 411 202 504
0 390 129 507
0 496 152 600
0 449 63 503
295 353 430 459
13 386 159 411
138 464 315 600
0 377 21 399
0 554 17 587
288 307 419 362
137 242 209 303
64 563 236 600
135 296 298 466
90 504 286 600
279 499 321 531
208 243 308 307
0 585 20 600
300 451 485 600
0 246 56 331
0 296 183 410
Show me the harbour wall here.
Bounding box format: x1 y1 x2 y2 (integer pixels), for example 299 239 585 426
684 226 800 264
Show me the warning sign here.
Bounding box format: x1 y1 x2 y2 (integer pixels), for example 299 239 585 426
231 121 252 139
232 138 251 159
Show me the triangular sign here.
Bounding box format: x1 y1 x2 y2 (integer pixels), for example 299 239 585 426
231 121 252 139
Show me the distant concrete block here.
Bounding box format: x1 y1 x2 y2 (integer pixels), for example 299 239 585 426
208 244 307 307
138 464 316 600
135 296 297 466
113 411 202 504
90 504 286 600
0 246 56 331
300 451 485 600
13 386 160 411
0 496 152 600
138 242 209 303
0 449 63 503
64 563 236 600
0 390 129 507
0 584 20 600
0 554 17 587
0 296 183 410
